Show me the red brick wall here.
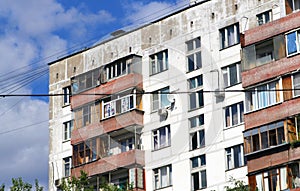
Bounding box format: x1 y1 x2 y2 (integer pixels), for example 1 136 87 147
242 54 300 88
71 110 143 144
244 97 300 130
71 73 143 109
71 149 145 177
241 11 300 47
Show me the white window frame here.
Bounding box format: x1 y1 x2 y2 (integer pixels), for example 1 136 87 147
186 37 202 72
256 10 272 26
222 62 241 88
293 72 300 97
188 75 204 110
190 128 205 150
62 86 71 106
120 137 135 152
224 102 244 128
63 157 72 177
151 87 170 111
153 165 172 190
286 29 300 57
288 0 300 12
189 114 204 129
106 61 127 80
246 79 282 112
153 125 171 150
225 144 245 170
220 23 240 49
191 169 207 190
150 50 168 75
190 155 206 169
63 120 73 141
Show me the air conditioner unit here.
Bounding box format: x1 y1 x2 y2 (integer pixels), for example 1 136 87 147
158 108 168 116
55 179 62 187
215 88 225 98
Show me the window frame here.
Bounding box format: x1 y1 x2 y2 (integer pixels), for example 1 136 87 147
153 125 171 151
219 23 240 49
149 50 169 75
191 169 207 190
188 75 204 110
286 29 300 57
190 128 205 150
225 144 246 170
190 154 206 169
256 10 272 26
63 120 73 141
151 87 170 112
62 86 71 106
293 72 300 97
222 62 241 88
186 37 202 72
153 165 172 190
224 102 244 128
63 157 72 177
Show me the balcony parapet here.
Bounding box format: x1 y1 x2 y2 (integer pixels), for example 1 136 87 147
71 149 145 177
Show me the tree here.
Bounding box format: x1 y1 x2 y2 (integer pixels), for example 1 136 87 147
0 178 43 191
224 177 249 191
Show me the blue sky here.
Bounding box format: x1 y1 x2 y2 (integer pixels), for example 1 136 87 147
0 0 189 190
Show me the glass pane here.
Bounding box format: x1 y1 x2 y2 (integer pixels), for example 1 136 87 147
228 25 235 46
258 85 268 109
200 155 206 166
152 93 159 110
195 37 201 49
188 55 195 72
161 88 170 108
190 93 196 109
196 52 202 69
199 114 204 126
277 127 285 144
198 90 204 107
294 73 300 96
252 134 260 151
189 78 196 89
220 29 226 49
225 107 230 127
256 174 263 191
199 130 205 147
191 133 198 150
233 145 242 168
187 40 193 51
157 52 163 73
269 82 277 105
261 132 269 149
229 64 238 86
191 157 199 168
239 103 244 123
200 170 207 188
161 167 168 187
269 129 277 146
197 76 203 87
190 117 197 128
222 67 229 87
232 104 238 126
226 148 232 169
287 32 297 55
160 127 166 147
192 172 199 190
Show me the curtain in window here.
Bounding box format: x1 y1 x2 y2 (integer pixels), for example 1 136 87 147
233 145 242 168
160 128 166 147
228 25 235 46
256 174 263 191
161 167 168 188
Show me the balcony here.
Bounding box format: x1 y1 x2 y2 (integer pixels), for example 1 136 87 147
71 149 144 177
72 109 143 144
71 73 143 109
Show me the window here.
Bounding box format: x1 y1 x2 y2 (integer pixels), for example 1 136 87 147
105 61 127 80
103 94 135 119
225 144 246 170
63 157 72 177
286 0 300 13
255 39 274 65
254 167 288 191
191 170 207 190
63 86 71 105
191 155 206 168
257 10 272 26
190 129 205 150
246 80 280 111
293 72 300 97
120 137 134 152
188 75 204 110
222 62 241 87
220 23 240 49
286 29 300 56
225 102 244 127
153 125 171 150
153 165 172 190
150 50 168 75
244 121 285 153
186 37 202 72
151 87 170 111
71 68 100 94
63 120 73 141
189 114 204 129
74 101 100 129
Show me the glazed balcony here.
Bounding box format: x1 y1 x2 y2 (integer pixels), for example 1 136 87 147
71 149 144 177
71 73 143 109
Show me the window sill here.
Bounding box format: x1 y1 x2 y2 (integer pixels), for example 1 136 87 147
152 145 171 152
224 122 244 130
188 106 204 113
189 146 205 152
224 82 242 89
62 139 71 143
150 69 168 77
225 164 247 172
154 185 172 190
186 68 202 74
219 43 240 51
245 101 282 115
62 103 70 108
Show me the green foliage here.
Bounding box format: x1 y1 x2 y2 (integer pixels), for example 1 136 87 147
224 177 249 191
0 178 43 191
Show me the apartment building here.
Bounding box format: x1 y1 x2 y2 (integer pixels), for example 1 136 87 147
48 0 288 190
240 1 300 191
